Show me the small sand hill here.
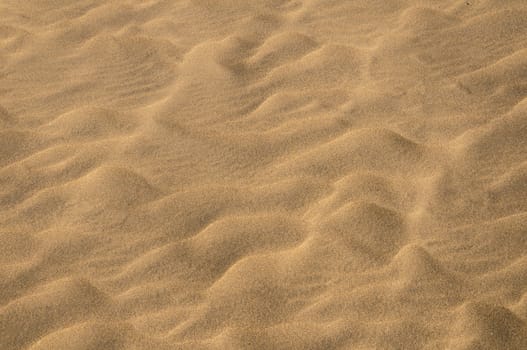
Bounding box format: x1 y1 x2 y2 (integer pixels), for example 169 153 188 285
1 0 527 349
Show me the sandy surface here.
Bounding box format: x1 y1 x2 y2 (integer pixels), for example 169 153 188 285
1 0 527 349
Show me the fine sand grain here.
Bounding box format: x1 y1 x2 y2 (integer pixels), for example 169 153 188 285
1 1 527 349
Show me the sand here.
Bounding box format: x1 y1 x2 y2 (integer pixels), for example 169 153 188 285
1 0 527 349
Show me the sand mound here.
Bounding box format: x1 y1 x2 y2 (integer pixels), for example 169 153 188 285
66 166 160 208
449 302 527 349
0 278 110 350
275 128 425 178
1 0 527 349
41 107 138 141
320 201 406 261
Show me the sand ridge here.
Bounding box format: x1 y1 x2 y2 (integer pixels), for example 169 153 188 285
1 0 527 349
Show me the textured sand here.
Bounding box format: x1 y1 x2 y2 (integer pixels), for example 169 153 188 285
1 1 527 349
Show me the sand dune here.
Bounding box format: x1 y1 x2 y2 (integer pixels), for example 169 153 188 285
1 0 527 349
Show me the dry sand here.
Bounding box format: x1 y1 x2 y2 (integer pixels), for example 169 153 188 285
1 0 527 349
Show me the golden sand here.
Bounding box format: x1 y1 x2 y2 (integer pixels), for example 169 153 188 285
1 1 527 349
